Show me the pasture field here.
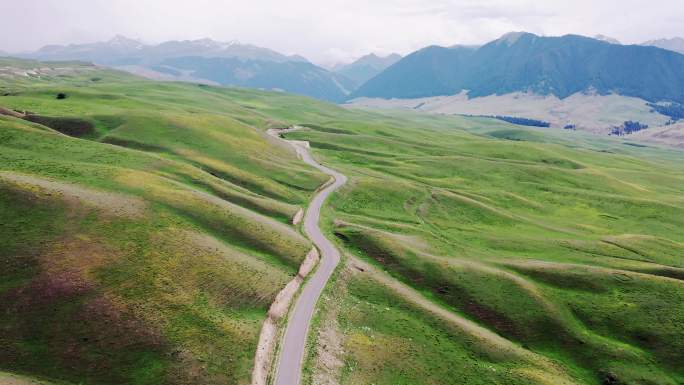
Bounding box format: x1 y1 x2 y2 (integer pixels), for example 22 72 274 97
1 58 683 385
0 59 325 385
284 110 684 385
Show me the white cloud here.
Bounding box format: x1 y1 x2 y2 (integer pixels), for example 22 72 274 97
1 0 683 64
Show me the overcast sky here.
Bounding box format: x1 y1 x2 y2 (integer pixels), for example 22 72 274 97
2 0 683 64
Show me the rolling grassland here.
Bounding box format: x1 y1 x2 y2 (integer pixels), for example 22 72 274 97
0 59 326 385
1 58 683 385
283 112 684 385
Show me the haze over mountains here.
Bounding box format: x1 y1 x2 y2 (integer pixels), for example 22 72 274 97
333 53 402 87
19 36 354 102
13 32 684 126
23 35 305 64
593 34 621 45
642 37 684 54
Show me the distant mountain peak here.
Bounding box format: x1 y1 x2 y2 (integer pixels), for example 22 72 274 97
642 37 684 54
448 44 481 50
352 33 684 104
107 35 144 49
594 34 621 45
334 52 403 87
353 53 401 66
496 32 536 46
19 36 339 101
643 36 684 45
189 38 241 49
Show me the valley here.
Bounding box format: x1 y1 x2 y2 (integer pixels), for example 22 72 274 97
11 32 684 148
347 91 673 135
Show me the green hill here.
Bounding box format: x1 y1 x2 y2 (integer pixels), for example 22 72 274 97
283 113 684 385
2 58 684 385
0 58 327 385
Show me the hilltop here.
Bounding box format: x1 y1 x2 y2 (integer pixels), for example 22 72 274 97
642 37 684 54
333 53 402 88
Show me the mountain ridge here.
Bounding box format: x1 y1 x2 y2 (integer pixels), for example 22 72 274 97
334 53 402 88
18 36 357 101
25 35 305 64
351 32 684 104
642 37 684 54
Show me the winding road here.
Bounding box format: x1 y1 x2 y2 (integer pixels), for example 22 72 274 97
270 130 347 385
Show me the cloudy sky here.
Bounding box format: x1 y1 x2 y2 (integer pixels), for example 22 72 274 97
2 0 683 64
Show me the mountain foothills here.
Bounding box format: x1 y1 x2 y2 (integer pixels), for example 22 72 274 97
20 36 353 102
348 32 684 136
1 57 684 385
16 32 684 112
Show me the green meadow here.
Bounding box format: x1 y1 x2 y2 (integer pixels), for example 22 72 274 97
1 58 683 385
282 113 684 384
0 59 325 385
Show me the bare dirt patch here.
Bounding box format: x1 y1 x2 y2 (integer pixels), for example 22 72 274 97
0 106 25 118
0 372 53 385
292 208 304 225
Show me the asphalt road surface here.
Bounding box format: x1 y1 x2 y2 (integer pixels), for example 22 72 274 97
273 139 347 385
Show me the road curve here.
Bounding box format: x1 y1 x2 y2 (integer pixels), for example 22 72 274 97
272 134 347 385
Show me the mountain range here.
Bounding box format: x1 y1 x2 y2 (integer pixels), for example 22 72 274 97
23 35 306 64
20 36 353 101
351 32 684 104
593 34 621 45
333 53 402 87
642 37 684 54
158 56 356 101
12 33 684 106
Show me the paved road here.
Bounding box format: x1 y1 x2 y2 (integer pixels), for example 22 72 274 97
273 138 347 385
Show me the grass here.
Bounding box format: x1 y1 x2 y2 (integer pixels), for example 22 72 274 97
282 111 684 384
2 58 684 385
330 267 572 385
0 59 327 385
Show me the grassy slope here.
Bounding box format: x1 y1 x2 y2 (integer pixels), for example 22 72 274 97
280 111 684 384
0 59 328 385
2 58 684 385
